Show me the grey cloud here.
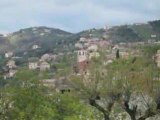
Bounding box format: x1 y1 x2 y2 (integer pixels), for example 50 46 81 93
0 0 159 33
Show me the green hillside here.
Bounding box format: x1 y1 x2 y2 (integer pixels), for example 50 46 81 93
129 24 153 40
5 27 73 53
149 20 160 40
108 25 142 43
0 35 13 53
0 20 160 54
76 20 160 43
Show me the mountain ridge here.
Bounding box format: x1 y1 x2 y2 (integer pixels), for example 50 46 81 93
0 20 160 53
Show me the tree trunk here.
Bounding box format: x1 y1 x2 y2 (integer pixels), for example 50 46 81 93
156 96 160 110
89 98 111 120
123 101 137 120
104 113 110 120
129 113 136 120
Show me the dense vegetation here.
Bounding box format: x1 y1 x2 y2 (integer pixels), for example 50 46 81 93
1 45 160 120
109 25 142 43
0 19 160 120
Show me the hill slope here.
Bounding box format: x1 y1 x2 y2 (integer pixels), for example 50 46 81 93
75 20 160 43
0 20 160 54
6 26 73 52
0 35 13 53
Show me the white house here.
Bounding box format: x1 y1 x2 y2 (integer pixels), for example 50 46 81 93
151 34 157 38
88 45 98 52
79 37 87 42
5 52 13 58
75 43 83 49
32 45 40 50
28 62 39 70
9 69 17 77
41 79 56 87
89 52 100 59
104 60 113 66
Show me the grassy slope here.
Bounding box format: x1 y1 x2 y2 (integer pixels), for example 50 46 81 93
130 24 153 40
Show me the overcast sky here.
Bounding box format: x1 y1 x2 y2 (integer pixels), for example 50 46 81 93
0 0 160 33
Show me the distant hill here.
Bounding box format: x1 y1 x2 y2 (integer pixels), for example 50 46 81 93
0 20 160 54
6 27 73 52
0 35 13 53
75 20 160 43
110 20 160 43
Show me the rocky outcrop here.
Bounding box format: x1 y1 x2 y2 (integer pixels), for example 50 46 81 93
129 93 155 119
145 114 160 120
110 102 131 120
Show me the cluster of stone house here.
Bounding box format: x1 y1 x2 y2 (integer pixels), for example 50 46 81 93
103 44 133 66
75 37 110 50
74 36 149 74
41 77 72 93
28 53 58 71
75 37 111 74
2 51 19 79
2 50 66 79
28 57 51 71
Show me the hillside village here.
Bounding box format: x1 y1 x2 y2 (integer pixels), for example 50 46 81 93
1 21 160 120
1 0 160 118
1 30 160 82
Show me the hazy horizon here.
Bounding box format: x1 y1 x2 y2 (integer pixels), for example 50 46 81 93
0 0 160 34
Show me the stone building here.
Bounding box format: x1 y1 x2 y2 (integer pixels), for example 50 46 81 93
4 69 17 79
89 52 100 59
40 54 52 62
156 50 160 68
39 61 50 71
28 62 39 70
77 49 89 73
88 44 98 52
6 60 17 69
